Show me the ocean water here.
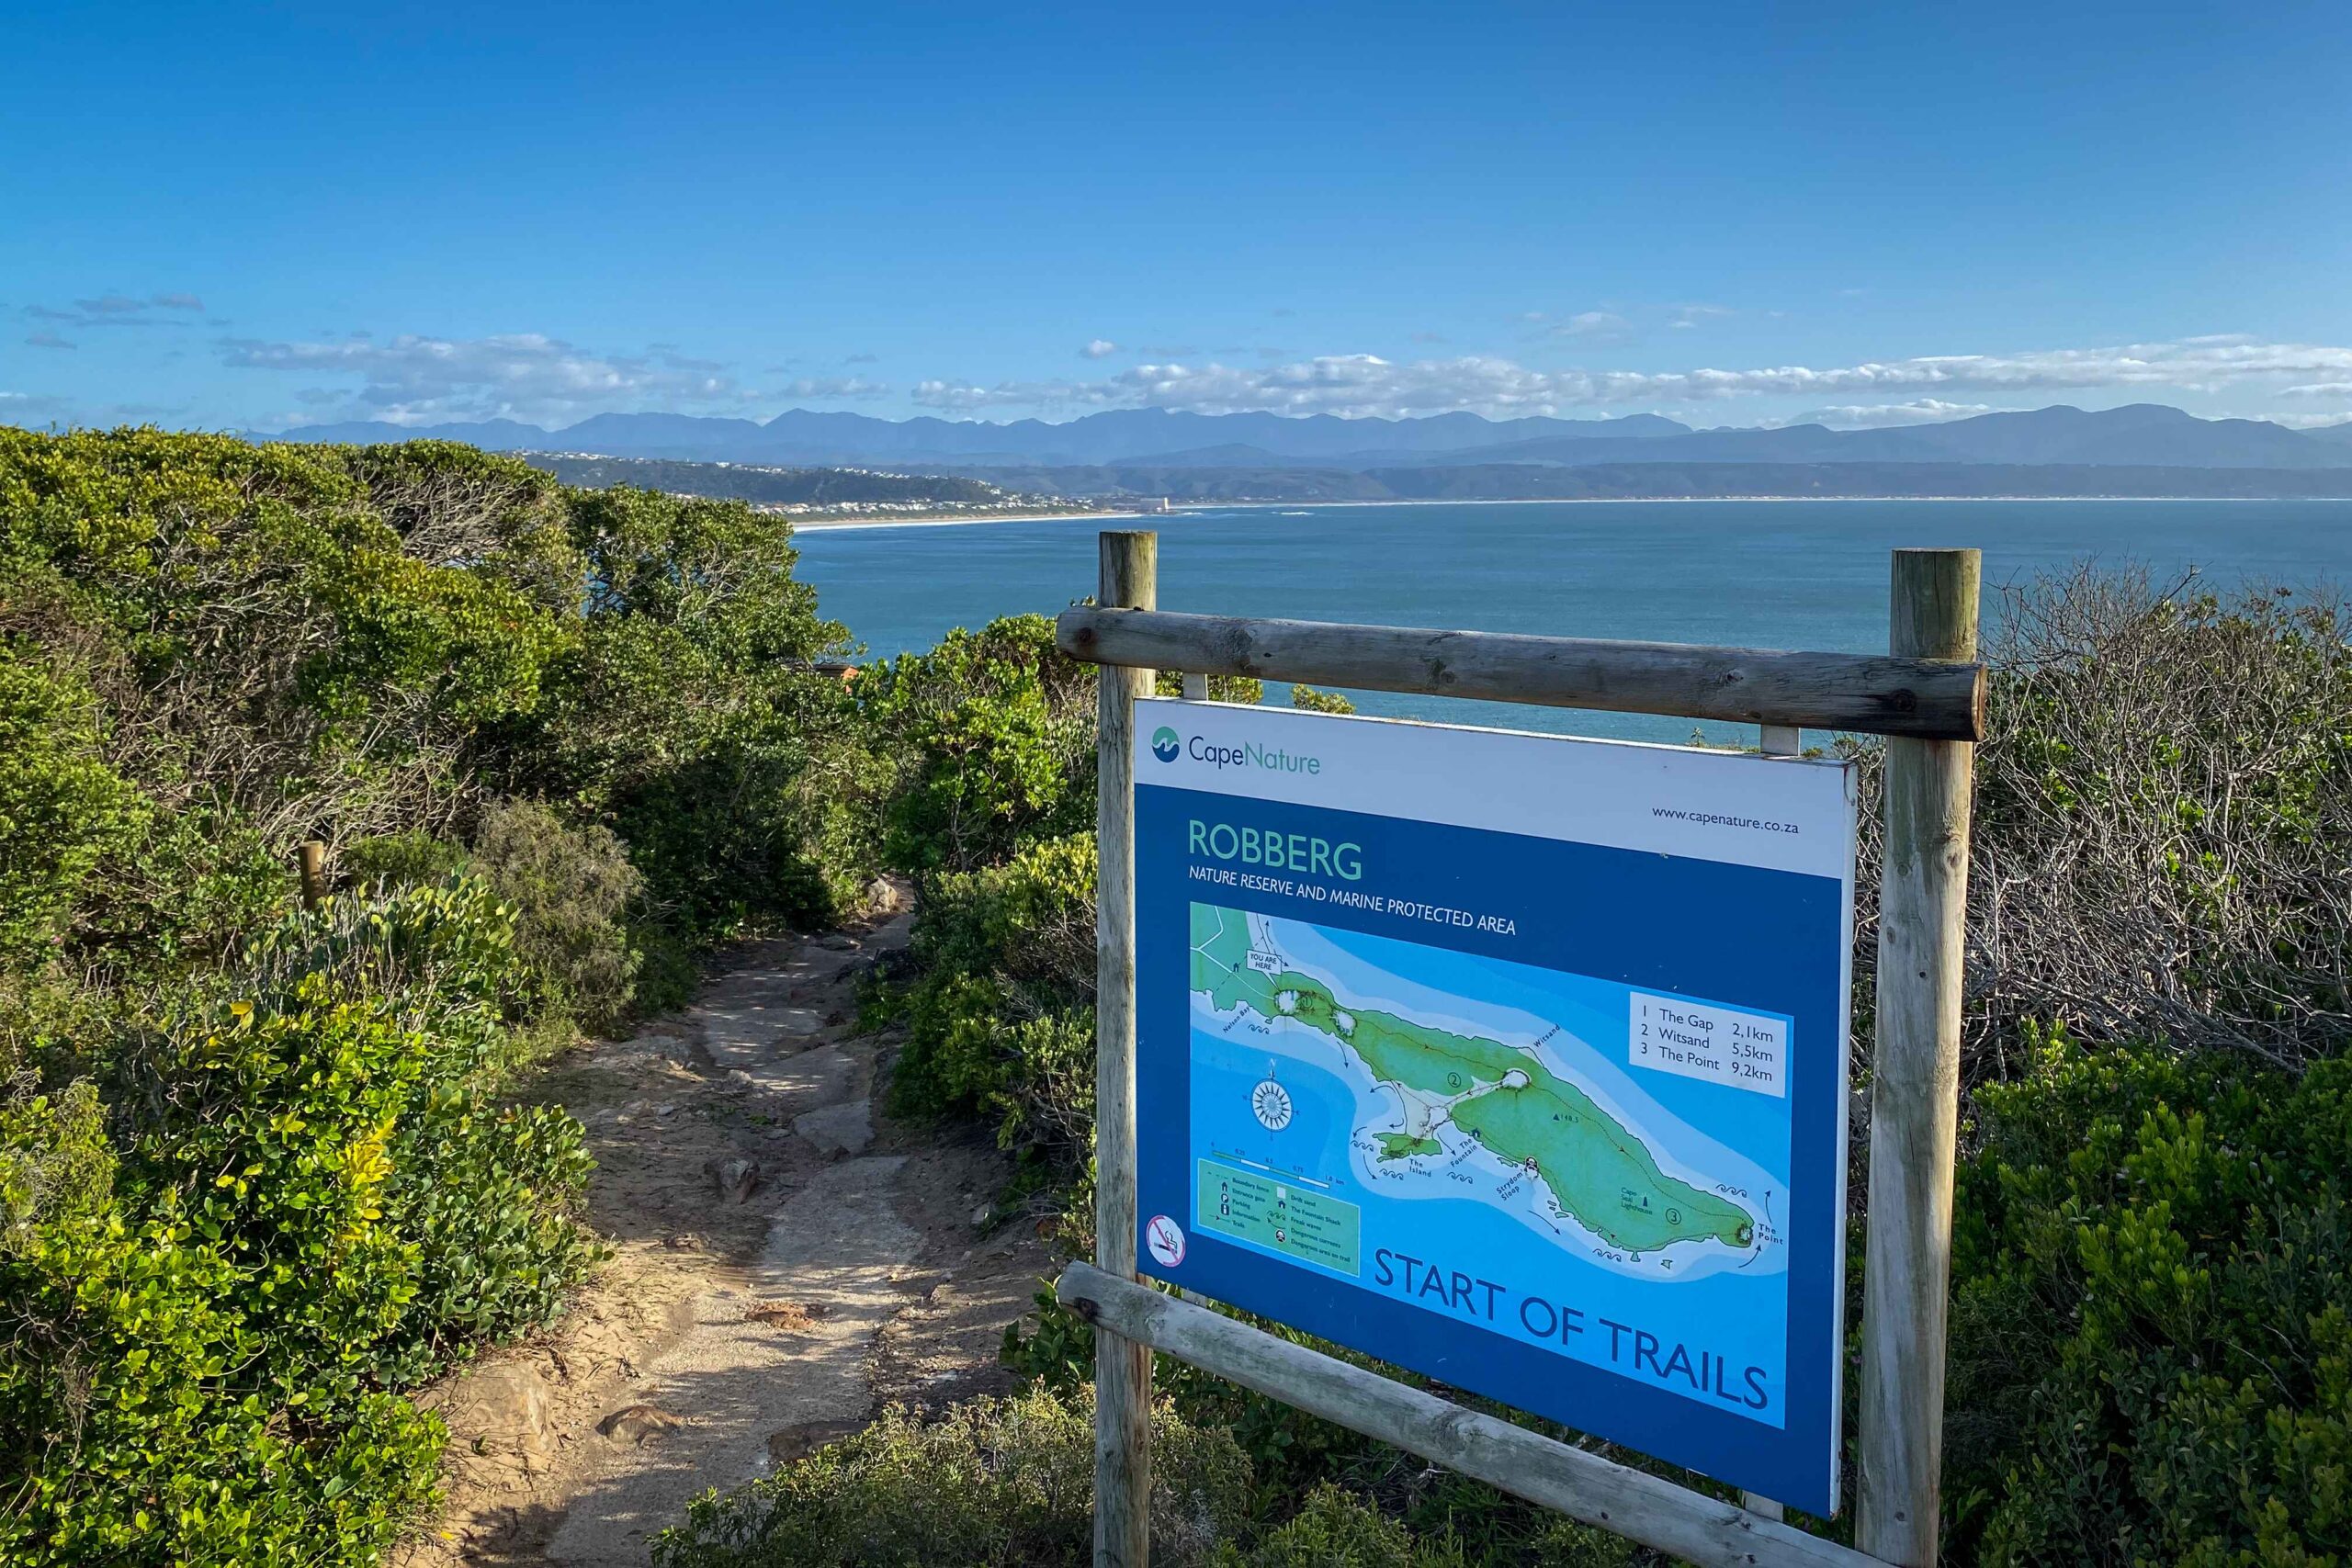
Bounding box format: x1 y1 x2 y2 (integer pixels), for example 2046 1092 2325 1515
794 498 2352 743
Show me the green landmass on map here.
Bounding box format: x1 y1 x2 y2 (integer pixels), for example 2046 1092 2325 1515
1190 903 1754 1256
1372 1132 1444 1160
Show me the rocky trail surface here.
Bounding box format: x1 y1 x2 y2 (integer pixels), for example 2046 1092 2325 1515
401 897 1054 1565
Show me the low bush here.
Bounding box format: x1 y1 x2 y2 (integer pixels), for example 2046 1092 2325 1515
1852 570 2352 1082
860 615 1097 887
469 798 643 1035
0 881 597 1566
652 1386 1252 1568
1942 1030 2352 1565
0 643 143 976
887 834 1097 1173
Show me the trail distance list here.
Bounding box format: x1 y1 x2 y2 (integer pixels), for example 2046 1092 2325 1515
1128 699 1860 1515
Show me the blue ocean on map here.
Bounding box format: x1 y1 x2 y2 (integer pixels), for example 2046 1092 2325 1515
1188 911 1796 1427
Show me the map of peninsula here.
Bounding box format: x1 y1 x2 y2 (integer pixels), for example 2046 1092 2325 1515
1190 904 1754 1256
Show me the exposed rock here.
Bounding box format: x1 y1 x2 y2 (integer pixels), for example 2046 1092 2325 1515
745 1300 826 1330
767 1418 865 1465
596 1404 684 1446
424 1362 554 1461
793 1099 874 1157
863 876 909 915
706 1156 761 1203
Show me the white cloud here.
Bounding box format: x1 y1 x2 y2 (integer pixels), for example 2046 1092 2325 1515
23 291 205 328
2284 381 2352 397
2263 410 2352 430
1670 303 1736 330
899 338 2352 420
913 377 1108 412
775 376 889 400
221 332 761 425
1558 310 1630 338
1080 338 1120 359
1781 400 2010 429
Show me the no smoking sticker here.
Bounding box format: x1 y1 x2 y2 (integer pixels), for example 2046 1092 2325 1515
1146 1214 1186 1268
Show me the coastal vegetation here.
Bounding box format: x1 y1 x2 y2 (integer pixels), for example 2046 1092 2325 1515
2 425 2346 1566
0 428 876 1565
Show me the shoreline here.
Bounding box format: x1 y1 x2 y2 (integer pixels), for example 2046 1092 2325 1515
790 491 2352 534
789 506 1156 531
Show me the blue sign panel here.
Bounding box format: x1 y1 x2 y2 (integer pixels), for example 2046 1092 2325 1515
1131 700 1857 1516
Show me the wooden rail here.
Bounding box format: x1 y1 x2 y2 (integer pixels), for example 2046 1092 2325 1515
1057 1264 1882 1568
1057 608 1985 741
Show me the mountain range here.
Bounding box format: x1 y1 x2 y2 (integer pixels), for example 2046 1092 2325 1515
264 402 2352 473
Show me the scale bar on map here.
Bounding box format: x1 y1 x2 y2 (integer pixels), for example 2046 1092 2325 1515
1209 1149 1336 1190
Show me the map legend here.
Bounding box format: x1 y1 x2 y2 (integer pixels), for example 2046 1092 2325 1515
1629 993 1789 1098
1197 1159 1363 1275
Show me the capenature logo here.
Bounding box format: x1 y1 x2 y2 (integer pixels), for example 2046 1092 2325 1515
1151 726 1182 762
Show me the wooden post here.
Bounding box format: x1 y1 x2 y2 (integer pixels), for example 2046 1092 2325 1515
1856 548 1980 1567
297 840 328 910
1093 531 1157 1568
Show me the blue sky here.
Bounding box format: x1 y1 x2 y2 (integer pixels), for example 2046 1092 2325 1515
6 1 2349 433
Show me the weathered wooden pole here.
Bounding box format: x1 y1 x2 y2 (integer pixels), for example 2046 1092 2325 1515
297 840 329 910
1856 548 1980 1567
1093 531 1157 1568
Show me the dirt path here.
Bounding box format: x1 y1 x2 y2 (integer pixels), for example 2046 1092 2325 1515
401 898 1055 1565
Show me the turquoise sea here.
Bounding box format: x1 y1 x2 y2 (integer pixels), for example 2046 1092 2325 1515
793 498 2352 743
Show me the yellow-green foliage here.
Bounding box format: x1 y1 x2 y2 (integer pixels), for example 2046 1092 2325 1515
0 883 594 1567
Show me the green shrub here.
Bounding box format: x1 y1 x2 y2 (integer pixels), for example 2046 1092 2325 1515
1216 1484 1448 1568
888 835 1097 1167
860 615 1096 886
1285 684 1355 716
1943 1030 2352 1565
0 881 597 1565
0 1077 448 1568
470 798 643 1034
651 1386 1252 1568
526 484 874 937
0 642 144 974
342 829 470 893
116 880 598 1388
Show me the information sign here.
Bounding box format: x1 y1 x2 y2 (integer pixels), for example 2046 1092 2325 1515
1131 699 1858 1515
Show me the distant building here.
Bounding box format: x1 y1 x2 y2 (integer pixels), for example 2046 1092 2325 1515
1136 496 1172 513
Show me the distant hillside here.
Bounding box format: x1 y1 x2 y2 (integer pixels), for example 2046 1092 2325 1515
520 453 1022 508
259 403 2352 473
959 461 2352 503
